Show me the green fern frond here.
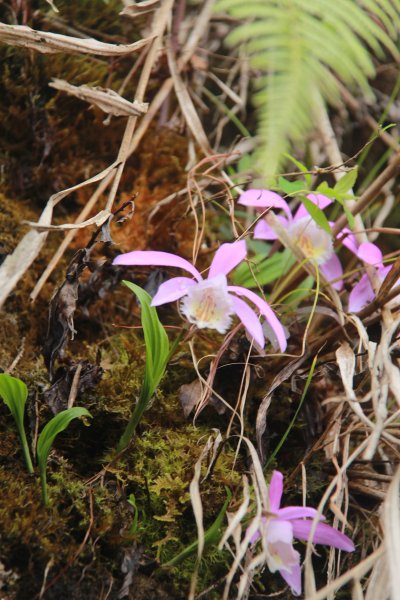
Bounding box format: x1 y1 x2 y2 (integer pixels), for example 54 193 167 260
215 0 400 178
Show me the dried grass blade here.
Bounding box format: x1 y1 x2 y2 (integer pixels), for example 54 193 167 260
49 79 148 117
0 23 153 55
188 434 216 599
383 465 400 600
0 162 119 307
166 45 211 155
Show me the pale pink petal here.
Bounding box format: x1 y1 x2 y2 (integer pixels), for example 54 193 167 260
269 470 284 512
151 277 196 306
228 286 287 352
267 519 294 544
254 215 289 240
208 240 247 279
279 563 302 596
113 250 202 281
294 193 333 221
254 219 279 240
378 264 393 280
291 520 355 551
320 253 344 291
231 296 265 348
278 506 323 521
357 242 383 265
238 189 292 219
337 228 358 255
348 275 375 313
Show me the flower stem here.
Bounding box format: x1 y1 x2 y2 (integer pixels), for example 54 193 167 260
40 463 49 505
16 423 34 474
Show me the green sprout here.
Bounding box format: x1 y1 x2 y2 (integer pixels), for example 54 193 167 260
0 373 34 474
37 407 92 505
117 281 177 452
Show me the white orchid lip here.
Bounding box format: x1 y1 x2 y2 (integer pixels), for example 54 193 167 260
180 274 235 333
267 539 300 574
289 216 333 265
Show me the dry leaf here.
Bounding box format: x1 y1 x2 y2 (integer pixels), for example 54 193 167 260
179 380 202 417
26 209 112 232
49 79 148 117
43 249 90 380
44 360 103 414
0 203 52 309
120 0 160 18
0 23 153 55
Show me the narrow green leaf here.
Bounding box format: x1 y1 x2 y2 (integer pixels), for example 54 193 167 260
265 354 318 469
127 493 139 534
164 489 232 567
0 373 33 473
333 168 358 194
118 281 171 451
232 250 293 288
37 407 92 504
282 154 312 187
300 196 332 234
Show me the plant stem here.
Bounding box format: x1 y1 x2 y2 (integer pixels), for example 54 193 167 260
40 464 49 505
117 398 146 452
17 423 34 474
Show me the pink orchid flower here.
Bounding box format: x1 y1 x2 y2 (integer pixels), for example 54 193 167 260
252 470 354 596
348 244 396 312
113 240 287 351
239 189 380 291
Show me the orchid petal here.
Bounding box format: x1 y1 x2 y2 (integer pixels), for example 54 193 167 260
290 520 355 551
208 240 247 279
254 219 279 240
294 193 332 221
151 277 196 306
113 250 202 281
337 227 358 255
254 216 289 240
231 296 265 348
348 274 375 313
279 563 302 596
228 286 287 352
267 519 294 544
320 253 343 291
269 470 284 512
357 242 383 265
238 189 292 219
278 506 323 521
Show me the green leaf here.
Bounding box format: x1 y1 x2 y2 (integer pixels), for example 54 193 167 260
316 182 337 199
0 373 33 473
278 176 307 195
333 168 358 195
265 354 318 469
232 250 293 288
37 407 92 504
118 282 171 451
300 196 332 234
127 493 139 534
164 489 232 567
122 281 170 395
282 154 312 187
